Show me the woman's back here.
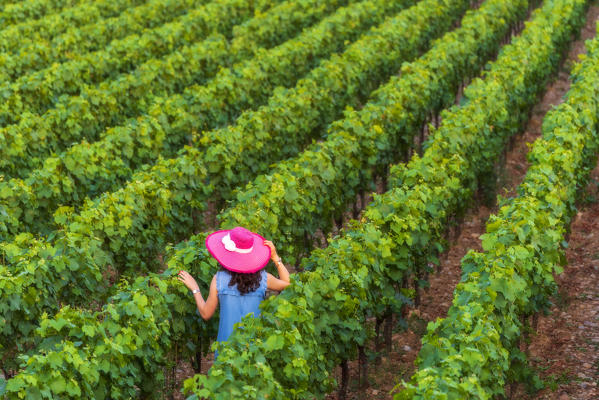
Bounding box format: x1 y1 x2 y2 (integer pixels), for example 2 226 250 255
177 227 290 359
216 269 267 343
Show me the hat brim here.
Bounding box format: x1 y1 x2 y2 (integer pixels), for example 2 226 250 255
205 230 271 273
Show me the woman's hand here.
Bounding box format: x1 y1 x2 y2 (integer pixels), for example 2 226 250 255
264 240 279 261
264 239 290 291
178 270 200 292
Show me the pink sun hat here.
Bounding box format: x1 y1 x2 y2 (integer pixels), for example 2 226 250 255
205 227 271 273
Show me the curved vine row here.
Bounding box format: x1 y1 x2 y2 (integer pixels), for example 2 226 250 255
0 0 353 180
0 0 84 25
0 0 283 126
0 0 419 238
0 0 208 81
0 0 144 53
397 20 599 400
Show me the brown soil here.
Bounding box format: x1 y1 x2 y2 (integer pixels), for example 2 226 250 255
323 4 599 400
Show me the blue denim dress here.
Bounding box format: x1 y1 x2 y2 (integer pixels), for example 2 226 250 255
215 269 267 355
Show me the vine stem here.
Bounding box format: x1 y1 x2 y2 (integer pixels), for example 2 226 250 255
384 313 394 354
375 317 383 365
358 346 368 389
339 360 349 400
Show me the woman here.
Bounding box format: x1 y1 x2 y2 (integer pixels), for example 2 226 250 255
178 226 290 347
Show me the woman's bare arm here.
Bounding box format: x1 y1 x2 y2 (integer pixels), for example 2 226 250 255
178 271 219 320
264 240 290 291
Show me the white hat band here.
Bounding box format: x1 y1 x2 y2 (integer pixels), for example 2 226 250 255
222 233 253 254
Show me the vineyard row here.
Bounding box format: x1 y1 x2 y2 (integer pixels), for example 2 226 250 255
0 0 207 81
0 0 407 239
0 0 285 127
400 17 599 400
0 0 306 179
0 0 144 54
218 0 527 266
0 0 85 25
0 0 361 237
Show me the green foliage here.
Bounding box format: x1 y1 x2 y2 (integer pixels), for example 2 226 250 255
220 0 528 265
0 0 417 376
1 0 465 393
398 4 598 399
194 0 446 207
0 0 194 82
0 0 84 25
0 232 106 369
0 0 145 54
0 35 229 233
182 0 588 397
0 0 281 127
2 234 222 399
0 0 350 180
4 277 175 399
0 0 394 239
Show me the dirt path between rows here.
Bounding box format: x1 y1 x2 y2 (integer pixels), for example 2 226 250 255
327 4 599 399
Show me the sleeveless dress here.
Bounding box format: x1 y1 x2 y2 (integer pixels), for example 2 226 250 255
214 269 267 357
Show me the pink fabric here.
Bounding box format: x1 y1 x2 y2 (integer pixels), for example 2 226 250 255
205 227 271 273
229 227 253 250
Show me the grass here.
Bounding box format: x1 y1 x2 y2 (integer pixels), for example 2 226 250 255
544 370 575 391
551 285 573 311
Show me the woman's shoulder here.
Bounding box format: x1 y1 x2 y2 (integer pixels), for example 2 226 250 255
216 269 230 278
215 270 230 290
